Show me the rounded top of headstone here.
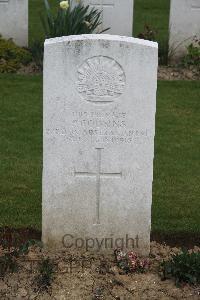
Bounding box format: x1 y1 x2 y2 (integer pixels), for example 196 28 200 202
44 34 158 49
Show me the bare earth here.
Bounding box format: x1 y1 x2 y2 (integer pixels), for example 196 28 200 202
158 66 199 80
0 242 200 300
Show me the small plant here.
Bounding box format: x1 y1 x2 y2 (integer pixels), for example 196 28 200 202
137 24 157 41
0 228 37 277
0 35 32 73
161 249 200 286
41 0 108 39
182 37 200 70
114 249 150 273
35 257 55 292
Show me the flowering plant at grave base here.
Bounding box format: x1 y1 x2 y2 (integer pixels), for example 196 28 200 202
41 0 109 39
114 249 150 273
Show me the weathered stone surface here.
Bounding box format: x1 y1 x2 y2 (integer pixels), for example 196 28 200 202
169 0 200 61
77 0 134 36
0 0 28 46
43 34 158 256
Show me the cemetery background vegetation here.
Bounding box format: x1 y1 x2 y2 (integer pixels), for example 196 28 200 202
0 76 199 235
29 0 170 45
41 0 105 39
29 0 170 66
0 36 32 73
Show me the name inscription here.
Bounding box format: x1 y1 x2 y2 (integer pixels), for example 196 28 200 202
46 110 151 145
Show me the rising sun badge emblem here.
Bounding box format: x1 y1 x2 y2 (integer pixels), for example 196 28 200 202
77 56 126 103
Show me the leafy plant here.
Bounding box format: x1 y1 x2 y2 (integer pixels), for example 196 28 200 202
0 35 32 73
35 257 56 292
182 38 200 70
161 249 200 286
0 228 38 277
41 0 108 39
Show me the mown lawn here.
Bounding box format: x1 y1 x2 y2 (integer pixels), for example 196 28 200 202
0 75 42 229
0 75 199 234
29 0 170 44
153 81 200 234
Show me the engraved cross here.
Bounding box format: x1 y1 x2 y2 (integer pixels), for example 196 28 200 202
74 148 122 224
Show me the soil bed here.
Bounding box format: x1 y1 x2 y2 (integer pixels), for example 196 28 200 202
158 66 199 80
0 242 200 299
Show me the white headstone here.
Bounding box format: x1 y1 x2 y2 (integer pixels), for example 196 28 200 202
169 0 200 60
0 0 28 46
43 34 158 256
77 0 134 36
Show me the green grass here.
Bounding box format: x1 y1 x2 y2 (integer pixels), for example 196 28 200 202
29 0 170 44
153 81 200 234
0 75 42 229
0 76 200 234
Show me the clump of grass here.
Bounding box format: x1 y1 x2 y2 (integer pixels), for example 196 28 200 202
35 257 56 292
